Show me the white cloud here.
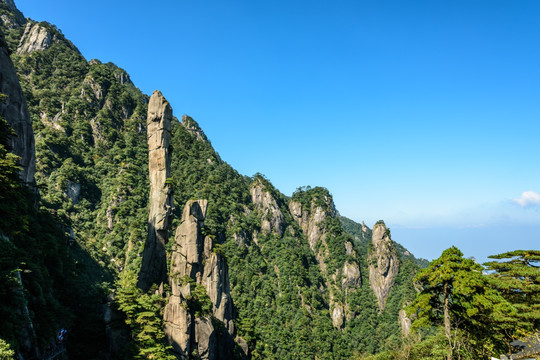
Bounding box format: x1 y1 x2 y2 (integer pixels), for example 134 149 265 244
513 191 540 208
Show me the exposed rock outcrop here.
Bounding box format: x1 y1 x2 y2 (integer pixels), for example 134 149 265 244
66 180 81 204
399 309 412 336
368 221 399 310
165 200 234 359
0 28 35 185
250 179 285 236
289 199 335 252
182 115 208 142
138 90 174 291
342 261 361 288
17 22 55 54
289 196 351 328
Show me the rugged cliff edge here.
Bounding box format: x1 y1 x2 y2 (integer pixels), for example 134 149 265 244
138 90 174 291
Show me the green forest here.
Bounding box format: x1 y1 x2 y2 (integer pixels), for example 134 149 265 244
0 1 538 360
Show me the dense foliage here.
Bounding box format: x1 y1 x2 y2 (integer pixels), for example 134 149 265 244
1 10 150 357
0 10 424 354
0 111 109 358
6 3 537 360
484 250 540 338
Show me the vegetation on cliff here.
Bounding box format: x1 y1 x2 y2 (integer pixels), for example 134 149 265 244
1 2 538 359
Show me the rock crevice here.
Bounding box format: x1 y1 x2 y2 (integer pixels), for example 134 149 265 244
163 200 234 359
164 200 234 360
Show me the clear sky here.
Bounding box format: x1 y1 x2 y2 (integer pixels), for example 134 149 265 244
14 0 540 263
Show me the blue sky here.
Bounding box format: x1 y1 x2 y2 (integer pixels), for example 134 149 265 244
15 0 540 263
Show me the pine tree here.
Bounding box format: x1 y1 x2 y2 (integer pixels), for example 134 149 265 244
407 246 514 360
484 250 540 337
116 271 176 359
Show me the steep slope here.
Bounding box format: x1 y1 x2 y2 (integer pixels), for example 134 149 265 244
0 23 39 358
164 199 234 359
169 123 420 356
0 18 34 185
1 2 150 357
1 5 151 278
1 1 424 358
1 22 111 360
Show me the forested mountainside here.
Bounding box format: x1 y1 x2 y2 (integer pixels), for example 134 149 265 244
2 1 537 360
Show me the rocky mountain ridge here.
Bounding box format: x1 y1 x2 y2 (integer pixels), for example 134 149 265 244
0 1 423 358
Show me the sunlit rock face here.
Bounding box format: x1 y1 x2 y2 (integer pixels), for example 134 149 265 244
138 90 174 291
17 22 54 54
368 221 399 311
250 179 285 236
164 200 234 359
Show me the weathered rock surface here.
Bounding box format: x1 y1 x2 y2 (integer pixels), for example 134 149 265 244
289 197 350 328
289 199 335 251
165 200 234 359
398 309 412 336
182 115 208 142
195 317 215 360
368 222 399 310
342 261 361 288
0 29 35 185
66 180 81 204
138 90 174 291
164 294 192 358
250 179 285 236
17 22 55 54
332 304 345 329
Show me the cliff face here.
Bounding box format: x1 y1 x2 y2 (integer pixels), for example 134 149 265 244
368 221 399 310
138 90 174 291
289 190 361 329
164 200 234 360
0 29 35 185
250 179 285 236
17 22 54 54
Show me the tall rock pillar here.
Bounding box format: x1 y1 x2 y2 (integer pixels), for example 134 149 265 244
138 90 174 291
368 221 399 311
